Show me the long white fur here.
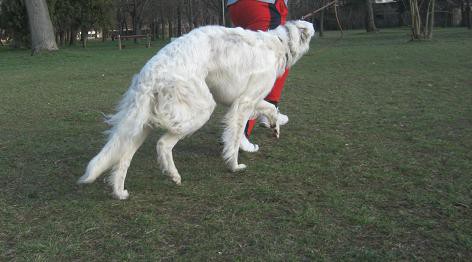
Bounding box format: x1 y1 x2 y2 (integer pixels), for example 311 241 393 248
78 20 315 199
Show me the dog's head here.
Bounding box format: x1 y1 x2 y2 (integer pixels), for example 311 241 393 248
281 20 315 66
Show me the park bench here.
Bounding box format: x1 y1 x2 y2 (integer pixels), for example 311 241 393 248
117 34 150 50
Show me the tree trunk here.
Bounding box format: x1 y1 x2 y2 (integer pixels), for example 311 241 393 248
151 21 156 40
425 0 435 39
12 32 22 48
468 0 472 29
397 1 405 27
365 0 377 32
461 0 467 26
59 31 65 46
81 27 88 48
69 30 77 46
221 0 226 26
64 30 69 45
161 19 165 39
133 0 138 43
24 0 58 54
187 0 194 30
177 3 182 36
410 0 436 39
319 9 325 37
410 0 422 39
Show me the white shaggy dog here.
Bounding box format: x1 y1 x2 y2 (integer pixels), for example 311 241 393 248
78 20 315 199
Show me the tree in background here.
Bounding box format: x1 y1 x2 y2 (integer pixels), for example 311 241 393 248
50 0 75 46
76 0 115 47
409 0 436 39
130 0 151 41
342 0 377 32
24 0 58 54
0 0 29 48
464 0 472 29
94 0 116 42
365 0 377 32
3 0 470 50
46 0 115 47
202 0 226 25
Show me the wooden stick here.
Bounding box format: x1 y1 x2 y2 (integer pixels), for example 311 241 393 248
334 1 344 37
301 0 337 20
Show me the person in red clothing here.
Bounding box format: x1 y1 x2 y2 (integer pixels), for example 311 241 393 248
227 0 290 152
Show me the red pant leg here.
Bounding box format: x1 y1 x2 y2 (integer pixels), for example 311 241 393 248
265 68 289 104
264 0 289 105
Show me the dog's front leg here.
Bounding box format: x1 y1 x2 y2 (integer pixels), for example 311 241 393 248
222 97 255 172
255 100 280 138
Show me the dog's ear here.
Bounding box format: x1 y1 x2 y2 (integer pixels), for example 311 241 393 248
300 28 310 42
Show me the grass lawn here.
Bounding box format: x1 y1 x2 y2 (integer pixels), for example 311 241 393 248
1 27 471 260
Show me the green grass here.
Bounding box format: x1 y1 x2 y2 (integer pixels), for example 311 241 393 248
1 28 471 260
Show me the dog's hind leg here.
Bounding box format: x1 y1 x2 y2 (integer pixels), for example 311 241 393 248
156 105 215 185
79 76 153 188
109 127 150 199
79 125 150 200
156 132 184 185
156 105 215 184
154 79 216 184
222 97 257 172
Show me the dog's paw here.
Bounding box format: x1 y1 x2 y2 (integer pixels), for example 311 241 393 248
240 136 259 153
113 190 129 200
171 175 182 185
232 163 247 172
241 144 259 153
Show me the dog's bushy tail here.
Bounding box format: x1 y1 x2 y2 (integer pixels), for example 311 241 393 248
78 75 154 184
